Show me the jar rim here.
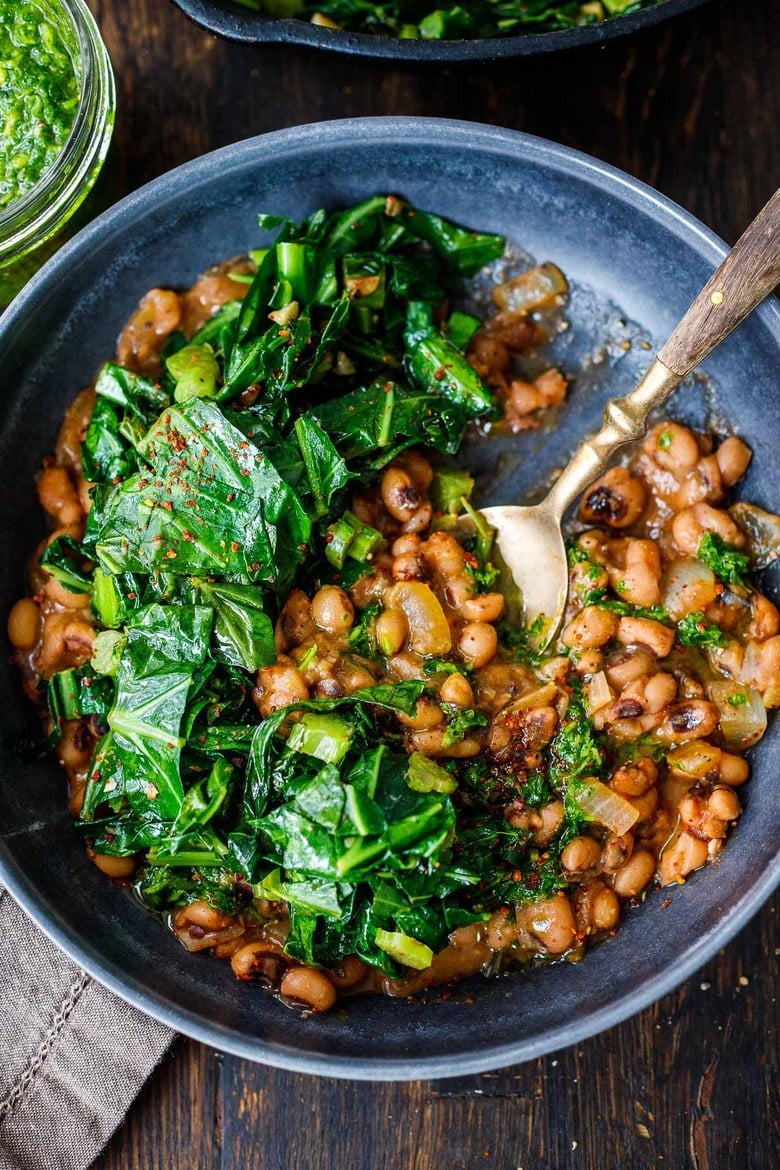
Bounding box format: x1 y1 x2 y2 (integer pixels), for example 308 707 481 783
0 0 116 261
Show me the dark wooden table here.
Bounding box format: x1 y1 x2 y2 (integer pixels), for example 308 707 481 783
87 0 779 1165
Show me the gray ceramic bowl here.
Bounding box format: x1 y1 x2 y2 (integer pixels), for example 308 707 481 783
169 0 710 62
0 119 778 1079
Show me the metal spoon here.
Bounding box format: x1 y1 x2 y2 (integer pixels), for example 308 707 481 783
479 188 780 649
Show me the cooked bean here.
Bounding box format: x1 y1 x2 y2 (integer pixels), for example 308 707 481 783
747 593 780 642
329 955 370 991
397 450 434 492
718 752 750 786
376 609 407 655
402 502 433 534
611 758 658 797
90 852 135 879
397 699 444 730
658 700 719 743
707 786 741 822
715 436 752 486
601 832 634 873
534 367 568 406
117 287 181 374
57 719 93 771
43 575 91 609
562 606 619 650
439 672 474 708
391 534 421 557
522 894 577 955
531 800 565 845
280 966 337 1012
672 502 745 556
387 650 425 681
604 646 656 688
580 468 646 529
659 831 709 885
617 616 675 658
590 887 620 931
391 551 423 581
381 466 420 522
618 539 662 607
645 422 700 473
253 664 309 717
7 598 40 649
561 835 602 873
181 900 235 931
277 589 315 648
460 592 505 623
408 727 481 758
612 850 655 897
311 585 354 636
37 466 82 527
231 940 287 983
458 622 498 668
643 672 677 714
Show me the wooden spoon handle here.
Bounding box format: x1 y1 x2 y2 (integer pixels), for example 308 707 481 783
658 188 780 377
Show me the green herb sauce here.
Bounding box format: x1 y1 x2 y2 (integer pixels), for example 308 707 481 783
0 1 81 211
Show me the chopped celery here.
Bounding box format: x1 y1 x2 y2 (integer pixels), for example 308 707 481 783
407 752 458 795
287 713 353 764
375 928 433 970
91 566 124 628
445 310 481 353
325 517 359 568
167 344 219 402
349 524 385 563
430 466 474 515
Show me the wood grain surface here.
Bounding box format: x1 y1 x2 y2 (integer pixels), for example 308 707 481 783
85 0 780 1165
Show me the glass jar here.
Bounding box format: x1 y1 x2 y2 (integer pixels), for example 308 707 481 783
0 0 115 307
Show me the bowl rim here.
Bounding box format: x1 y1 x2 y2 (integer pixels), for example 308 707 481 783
1 117 778 1079
168 0 710 61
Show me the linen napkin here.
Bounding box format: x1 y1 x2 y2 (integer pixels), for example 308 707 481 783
0 884 174 1170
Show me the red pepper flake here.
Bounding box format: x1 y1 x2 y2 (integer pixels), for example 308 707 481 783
661 898 672 908
127 591 137 600
247 562 261 573
182 531 195 542
433 367 447 382
165 549 176 560
230 541 240 553
161 501 173 511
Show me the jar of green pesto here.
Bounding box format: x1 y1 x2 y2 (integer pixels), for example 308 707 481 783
0 0 115 306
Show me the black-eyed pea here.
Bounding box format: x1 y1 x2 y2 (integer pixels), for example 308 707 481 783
531 800 565 845
439 672 474 708
672 502 745 557
579 467 646 529
280 966 337 1012
329 955 370 991
460 593 505 623
381 466 420 522
311 585 355 637
610 758 658 797
718 752 750 786
562 606 619 650
376 609 407 655
617 616 675 658
43 575 92 609
89 851 135 879
643 672 677 714
523 894 577 955
7 598 40 650
182 899 235 931
590 887 620 931
397 699 444 730
458 622 498 668
707 786 741 823
659 831 709 885
611 849 656 898
231 940 287 984
715 436 752 486
658 700 719 743
645 422 700 473
391 534 421 557
561 835 602 873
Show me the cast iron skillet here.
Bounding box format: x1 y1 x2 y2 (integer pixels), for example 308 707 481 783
0 119 778 1079
169 0 710 61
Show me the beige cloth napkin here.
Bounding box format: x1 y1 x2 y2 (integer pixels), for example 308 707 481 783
0 885 174 1170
